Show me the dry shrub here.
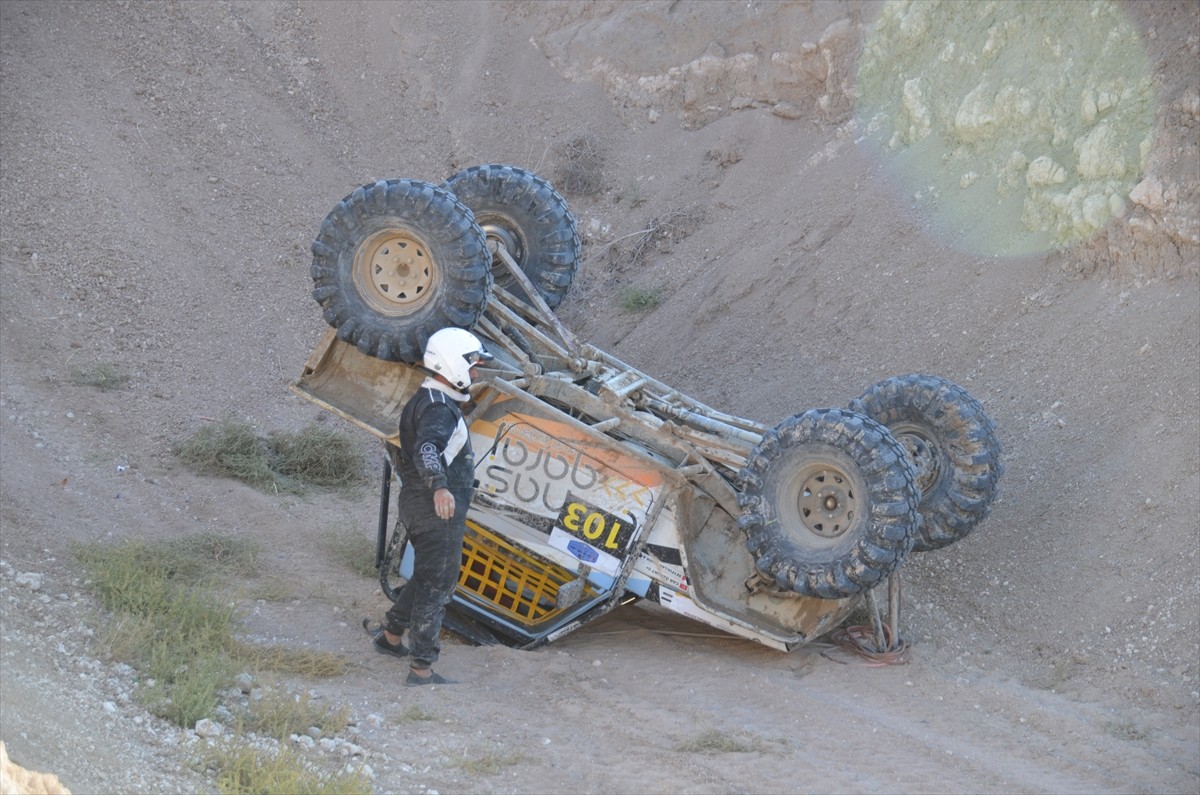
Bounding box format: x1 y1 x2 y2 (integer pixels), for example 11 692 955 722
705 144 744 169
625 206 706 267
554 132 605 196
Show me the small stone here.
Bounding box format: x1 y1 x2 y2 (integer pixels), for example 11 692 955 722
194 718 222 738
771 101 803 120
1129 176 1165 212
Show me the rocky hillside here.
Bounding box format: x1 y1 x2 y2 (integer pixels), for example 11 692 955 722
1 1 1196 792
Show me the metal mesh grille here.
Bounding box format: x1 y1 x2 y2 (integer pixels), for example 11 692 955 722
458 520 591 627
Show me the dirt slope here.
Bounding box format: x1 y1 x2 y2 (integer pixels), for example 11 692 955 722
1 1 1197 793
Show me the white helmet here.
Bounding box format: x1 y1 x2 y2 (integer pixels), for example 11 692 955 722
423 327 493 390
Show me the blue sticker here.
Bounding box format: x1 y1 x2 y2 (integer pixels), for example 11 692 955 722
566 539 599 563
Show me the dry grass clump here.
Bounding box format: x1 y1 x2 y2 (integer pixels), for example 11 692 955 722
173 419 368 494
200 742 371 795
673 728 769 754
68 362 129 391
396 704 437 722
234 642 353 679
239 686 351 741
173 419 284 491
454 749 526 776
269 425 365 488
554 131 605 196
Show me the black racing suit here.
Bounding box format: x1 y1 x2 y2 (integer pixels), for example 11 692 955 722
384 380 475 670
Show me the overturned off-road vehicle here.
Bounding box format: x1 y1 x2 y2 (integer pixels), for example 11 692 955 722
292 164 1003 652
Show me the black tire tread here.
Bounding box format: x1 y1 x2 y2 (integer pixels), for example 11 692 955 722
310 178 490 363
443 164 580 309
849 374 1003 552
737 408 919 599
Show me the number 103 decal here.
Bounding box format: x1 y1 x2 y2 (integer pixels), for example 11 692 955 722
556 497 637 554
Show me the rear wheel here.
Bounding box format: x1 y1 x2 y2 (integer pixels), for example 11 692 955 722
310 178 490 362
849 374 1003 551
737 408 919 599
443 164 580 309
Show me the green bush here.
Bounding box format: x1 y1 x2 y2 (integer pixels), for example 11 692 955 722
619 285 663 312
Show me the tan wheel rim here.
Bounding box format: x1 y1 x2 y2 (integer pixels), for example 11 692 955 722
796 464 858 540
353 228 437 316
776 456 865 548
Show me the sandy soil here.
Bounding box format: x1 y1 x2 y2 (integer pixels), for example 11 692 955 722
1 1 1197 793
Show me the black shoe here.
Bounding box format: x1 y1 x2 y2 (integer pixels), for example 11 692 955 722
405 669 456 687
363 618 408 659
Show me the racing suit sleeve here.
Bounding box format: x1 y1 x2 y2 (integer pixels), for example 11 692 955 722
411 401 460 492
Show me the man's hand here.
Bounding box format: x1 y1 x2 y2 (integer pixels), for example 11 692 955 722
433 487 456 520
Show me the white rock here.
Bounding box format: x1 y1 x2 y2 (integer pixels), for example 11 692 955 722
1026 156 1066 187
1129 176 1165 212
194 718 222 738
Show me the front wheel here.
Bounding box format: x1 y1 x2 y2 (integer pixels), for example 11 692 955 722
310 178 491 363
737 408 919 599
849 374 1003 552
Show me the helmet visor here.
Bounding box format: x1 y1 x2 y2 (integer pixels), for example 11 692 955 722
463 349 494 366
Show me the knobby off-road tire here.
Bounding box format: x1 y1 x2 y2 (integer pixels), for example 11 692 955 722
310 179 490 363
443 164 580 309
849 374 1003 552
737 408 920 599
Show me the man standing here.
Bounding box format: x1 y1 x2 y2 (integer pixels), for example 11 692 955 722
369 327 492 686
